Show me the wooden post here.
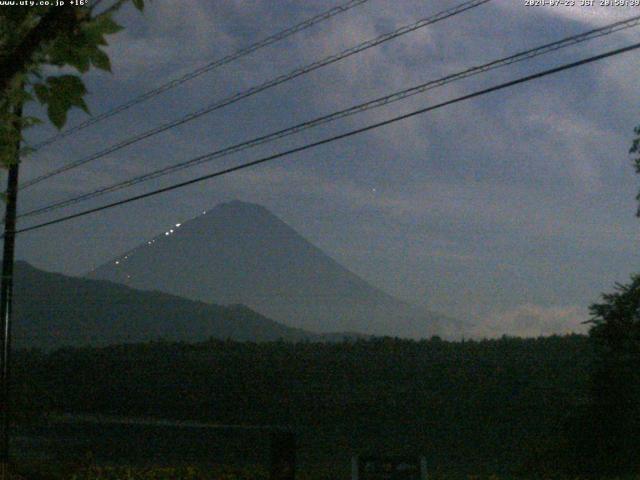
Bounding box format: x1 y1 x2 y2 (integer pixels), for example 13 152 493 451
0 96 22 480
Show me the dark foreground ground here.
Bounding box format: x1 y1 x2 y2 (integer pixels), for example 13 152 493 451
10 335 599 478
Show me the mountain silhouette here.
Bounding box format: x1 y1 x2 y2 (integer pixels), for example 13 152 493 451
13 261 331 350
87 201 456 338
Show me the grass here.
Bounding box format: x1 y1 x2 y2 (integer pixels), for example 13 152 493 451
13 462 271 480
11 462 640 480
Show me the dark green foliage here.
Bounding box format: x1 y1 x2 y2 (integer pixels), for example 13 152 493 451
33 75 88 128
14 461 270 480
12 335 591 476
0 0 147 166
631 125 640 216
577 277 640 475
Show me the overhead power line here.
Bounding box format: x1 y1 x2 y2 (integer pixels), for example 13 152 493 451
17 14 640 220
12 40 640 236
31 0 372 151
20 0 491 190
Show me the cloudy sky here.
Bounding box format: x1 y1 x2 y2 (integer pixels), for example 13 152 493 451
11 0 640 336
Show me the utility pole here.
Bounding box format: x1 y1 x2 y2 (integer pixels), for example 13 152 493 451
0 99 23 480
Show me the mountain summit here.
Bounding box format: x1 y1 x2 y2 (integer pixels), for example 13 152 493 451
87 200 454 338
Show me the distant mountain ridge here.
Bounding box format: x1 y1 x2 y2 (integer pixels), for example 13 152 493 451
87 200 457 338
14 261 351 350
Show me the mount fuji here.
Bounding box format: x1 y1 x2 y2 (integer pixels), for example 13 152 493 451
87 200 458 338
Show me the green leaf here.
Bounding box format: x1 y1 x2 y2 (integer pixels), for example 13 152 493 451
73 96 90 114
69 50 91 73
33 83 49 104
132 0 145 11
93 15 123 35
47 35 75 66
81 24 108 46
41 75 89 129
20 116 43 128
51 34 96 73
90 48 111 72
47 75 86 98
47 100 67 129
6 85 33 105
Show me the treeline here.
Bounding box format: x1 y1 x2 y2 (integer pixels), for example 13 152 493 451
13 335 593 475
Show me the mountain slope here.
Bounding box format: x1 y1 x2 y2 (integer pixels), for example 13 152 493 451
87 200 455 338
13 261 319 350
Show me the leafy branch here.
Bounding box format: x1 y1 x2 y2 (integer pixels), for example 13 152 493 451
0 0 147 167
